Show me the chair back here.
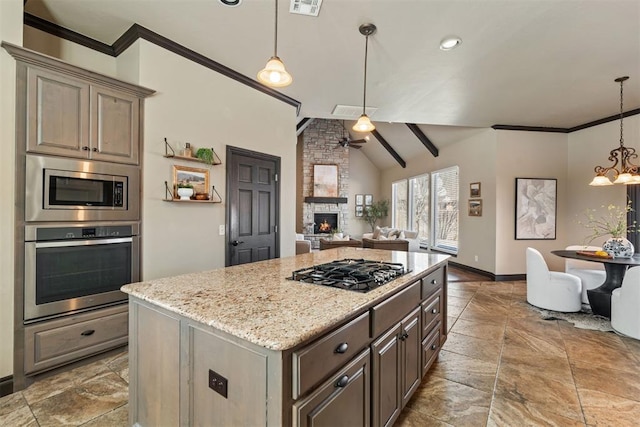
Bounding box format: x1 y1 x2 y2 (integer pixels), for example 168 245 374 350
526 247 550 283
565 245 604 271
621 266 640 298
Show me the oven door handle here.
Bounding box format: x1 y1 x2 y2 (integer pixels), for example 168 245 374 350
35 237 133 248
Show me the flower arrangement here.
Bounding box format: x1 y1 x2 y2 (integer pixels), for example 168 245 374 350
578 200 637 243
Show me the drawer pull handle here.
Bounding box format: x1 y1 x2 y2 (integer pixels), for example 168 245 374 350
431 308 438 314
335 375 349 388
82 146 90 151
335 342 349 354
431 344 437 350
399 332 409 341
81 329 95 336
92 147 98 152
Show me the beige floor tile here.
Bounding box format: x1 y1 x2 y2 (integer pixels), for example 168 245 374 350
562 329 640 373
500 341 574 385
446 304 465 318
430 349 498 392
450 317 505 342
394 406 454 426
459 301 510 325
0 392 28 416
446 316 458 332
447 282 482 292
442 331 502 364
448 294 472 309
407 375 492 426
81 403 128 426
579 388 640 426
488 395 585 427
447 288 477 300
571 358 640 403
477 282 514 294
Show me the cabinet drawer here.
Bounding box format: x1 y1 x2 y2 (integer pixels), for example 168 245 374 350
421 327 440 378
421 292 442 339
421 267 444 300
293 312 370 399
293 348 370 427
25 305 128 374
371 280 420 338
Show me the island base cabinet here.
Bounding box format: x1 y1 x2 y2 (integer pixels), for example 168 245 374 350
294 348 370 427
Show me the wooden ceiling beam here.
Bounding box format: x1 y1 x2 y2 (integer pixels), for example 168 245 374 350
406 123 438 157
371 129 406 168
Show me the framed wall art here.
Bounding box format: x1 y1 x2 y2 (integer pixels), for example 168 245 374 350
355 205 364 217
470 182 481 198
364 194 373 205
313 164 338 197
468 199 482 217
355 194 364 206
173 165 209 197
515 178 557 240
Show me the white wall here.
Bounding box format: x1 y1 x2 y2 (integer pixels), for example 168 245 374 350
0 0 23 380
495 131 569 273
129 41 297 280
348 148 381 236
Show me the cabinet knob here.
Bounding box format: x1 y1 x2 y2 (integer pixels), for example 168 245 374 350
92 147 98 152
431 279 437 285
431 344 437 350
335 375 349 388
399 331 409 341
82 146 89 151
431 308 438 314
334 342 349 354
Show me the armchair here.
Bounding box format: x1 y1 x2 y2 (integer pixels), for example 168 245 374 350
611 266 640 339
295 233 311 255
564 245 606 304
526 247 582 312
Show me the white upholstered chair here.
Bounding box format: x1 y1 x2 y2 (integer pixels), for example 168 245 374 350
295 233 311 254
564 245 606 304
526 247 582 312
611 266 640 339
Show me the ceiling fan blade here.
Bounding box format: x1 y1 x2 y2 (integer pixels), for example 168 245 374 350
350 139 367 144
350 144 363 149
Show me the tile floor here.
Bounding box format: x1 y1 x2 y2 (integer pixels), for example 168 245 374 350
2 269 640 426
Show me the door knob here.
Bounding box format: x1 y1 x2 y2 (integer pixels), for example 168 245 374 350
231 240 244 246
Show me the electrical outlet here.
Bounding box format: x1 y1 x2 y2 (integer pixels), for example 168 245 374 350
219 225 225 236
208 369 228 398
474 255 479 262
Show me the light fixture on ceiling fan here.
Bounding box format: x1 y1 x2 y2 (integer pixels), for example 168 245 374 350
589 76 638 186
353 23 376 133
257 0 292 87
337 120 367 149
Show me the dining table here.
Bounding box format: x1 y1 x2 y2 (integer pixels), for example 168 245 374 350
551 250 640 318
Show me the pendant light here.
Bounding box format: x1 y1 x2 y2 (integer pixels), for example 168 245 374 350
257 0 292 87
589 76 638 186
353 23 376 133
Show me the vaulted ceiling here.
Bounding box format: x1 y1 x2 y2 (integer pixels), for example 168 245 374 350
24 0 640 169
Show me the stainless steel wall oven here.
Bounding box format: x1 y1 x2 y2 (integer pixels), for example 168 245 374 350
24 223 140 321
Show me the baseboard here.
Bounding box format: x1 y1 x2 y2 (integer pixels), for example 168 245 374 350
0 375 13 397
448 261 525 282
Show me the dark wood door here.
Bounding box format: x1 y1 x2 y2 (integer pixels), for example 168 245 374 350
226 146 280 266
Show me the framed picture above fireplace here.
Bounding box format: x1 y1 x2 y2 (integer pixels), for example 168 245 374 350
313 164 338 197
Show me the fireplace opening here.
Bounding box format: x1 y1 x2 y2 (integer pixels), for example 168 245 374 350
314 213 338 234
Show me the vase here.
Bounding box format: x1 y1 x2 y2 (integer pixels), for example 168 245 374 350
177 188 194 200
602 237 635 258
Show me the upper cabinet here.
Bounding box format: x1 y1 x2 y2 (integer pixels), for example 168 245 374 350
3 42 154 165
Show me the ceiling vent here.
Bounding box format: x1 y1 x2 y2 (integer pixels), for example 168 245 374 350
289 0 322 17
331 104 378 119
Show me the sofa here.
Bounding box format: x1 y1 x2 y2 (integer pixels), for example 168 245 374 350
362 226 421 252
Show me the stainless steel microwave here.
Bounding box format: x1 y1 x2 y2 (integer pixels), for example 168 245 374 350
25 155 140 222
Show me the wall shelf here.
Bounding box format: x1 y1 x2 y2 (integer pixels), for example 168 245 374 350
163 138 222 165
304 197 348 204
164 181 222 204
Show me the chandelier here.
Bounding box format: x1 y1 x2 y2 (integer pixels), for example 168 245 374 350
589 76 638 186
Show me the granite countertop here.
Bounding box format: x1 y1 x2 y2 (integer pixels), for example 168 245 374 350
121 248 449 351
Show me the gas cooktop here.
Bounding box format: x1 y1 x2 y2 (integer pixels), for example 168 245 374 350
290 258 410 293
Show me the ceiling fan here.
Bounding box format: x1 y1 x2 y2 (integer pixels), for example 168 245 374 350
337 121 367 149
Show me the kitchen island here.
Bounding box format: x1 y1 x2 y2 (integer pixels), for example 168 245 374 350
122 248 448 426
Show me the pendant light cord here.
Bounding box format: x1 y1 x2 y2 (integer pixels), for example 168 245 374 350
274 0 279 57
620 78 624 147
362 34 369 115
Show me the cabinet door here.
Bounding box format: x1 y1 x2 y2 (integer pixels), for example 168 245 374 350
294 348 370 427
371 324 401 427
27 67 90 158
400 307 421 406
91 85 139 164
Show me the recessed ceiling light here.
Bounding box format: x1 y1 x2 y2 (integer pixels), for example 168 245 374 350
219 0 242 7
439 36 462 51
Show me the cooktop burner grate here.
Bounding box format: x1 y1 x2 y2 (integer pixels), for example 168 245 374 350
290 258 410 293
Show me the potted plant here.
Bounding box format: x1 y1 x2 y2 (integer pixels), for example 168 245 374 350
361 199 389 232
579 200 637 257
176 183 194 200
195 148 215 165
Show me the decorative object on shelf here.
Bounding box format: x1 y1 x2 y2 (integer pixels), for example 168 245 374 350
177 183 194 200
352 23 376 133
257 0 292 87
578 200 637 257
364 194 373 206
515 178 557 240
589 76 639 186
164 181 222 203
312 164 338 197
164 138 221 165
470 182 481 198
469 199 482 217
173 165 209 197
355 194 364 206
183 142 192 158
361 199 389 232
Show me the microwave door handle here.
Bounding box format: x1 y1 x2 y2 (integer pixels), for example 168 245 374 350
35 237 133 248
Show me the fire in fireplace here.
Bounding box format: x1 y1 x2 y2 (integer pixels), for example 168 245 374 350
314 213 338 234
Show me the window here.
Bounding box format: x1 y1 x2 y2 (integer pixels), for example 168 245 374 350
431 166 459 253
392 167 458 254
